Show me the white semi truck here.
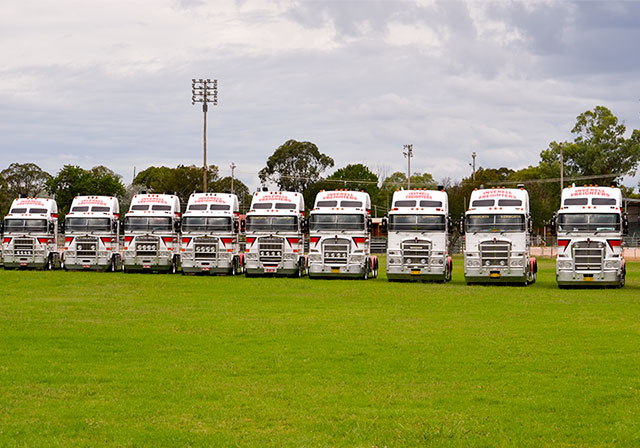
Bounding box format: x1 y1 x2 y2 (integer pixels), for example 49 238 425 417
180 192 243 275
122 193 181 273
61 195 121 271
308 190 378 279
243 191 306 276
552 185 627 288
385 188 452 282
2 197 61 270
462 187 537 285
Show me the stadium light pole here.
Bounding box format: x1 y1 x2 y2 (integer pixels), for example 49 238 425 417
403 144 413 189
192 79 218 192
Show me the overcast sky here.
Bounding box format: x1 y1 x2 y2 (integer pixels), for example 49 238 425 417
1 0 640 191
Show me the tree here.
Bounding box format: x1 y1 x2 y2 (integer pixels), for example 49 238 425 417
540 106 640 185
133 165 219 207
46 165 126 216
259 140 334 192
327 164 380 206
0 162 51 198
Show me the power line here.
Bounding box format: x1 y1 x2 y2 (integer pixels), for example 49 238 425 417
487 172 625 186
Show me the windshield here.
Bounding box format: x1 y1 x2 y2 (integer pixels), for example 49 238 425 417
4 218 48 233
466 214 525 233
389 214 445 232
557 213 620 233
183 216 231 232
309 214 365 231
65 217 111 233
246 215 297 232
124 217 173 232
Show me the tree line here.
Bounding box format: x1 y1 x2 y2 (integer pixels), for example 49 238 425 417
2 106 639 225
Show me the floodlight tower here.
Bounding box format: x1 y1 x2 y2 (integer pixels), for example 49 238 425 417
192 79 218 192
403 144 413 189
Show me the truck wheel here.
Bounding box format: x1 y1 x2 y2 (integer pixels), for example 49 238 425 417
231 258 238 276
171 258 177 274
46 256 53 271
618 270 625 288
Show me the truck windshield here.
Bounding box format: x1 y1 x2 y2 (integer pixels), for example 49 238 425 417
389 214 445 232
466 214 525 232
183 216 231 232
65 217 111 233
246 216 297 232
557 213 620 232
309 214 365 231
3 218 48 233
124 217 173 232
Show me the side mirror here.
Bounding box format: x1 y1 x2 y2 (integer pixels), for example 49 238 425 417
233 220 239 234
459 215 465 234
447 215 453 234
366 216 372 233
48 222 55 234
527 217 534 234
59 221 65 234
549 214 557 235
623 214 629 235
174 220 181 233
112 220 118 234
381 216 388 234
301 217 309 234
240 219 246 233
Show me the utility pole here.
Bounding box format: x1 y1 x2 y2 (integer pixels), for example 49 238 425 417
230 162 236 194
559 143 564 196
403 144 413 189
470 152 477 181
192 79 218 192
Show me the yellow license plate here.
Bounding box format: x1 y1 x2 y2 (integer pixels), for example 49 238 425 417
331 268 340 273
490 273 501 278
411 270 421 275
584 276 594 282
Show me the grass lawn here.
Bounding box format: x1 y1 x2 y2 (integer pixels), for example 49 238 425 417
1 257 639 447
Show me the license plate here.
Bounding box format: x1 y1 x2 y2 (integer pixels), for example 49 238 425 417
411 270 421 275
490 272 501 278
265 267 276 273
201 267 210 272
20 263 27 266
143 265 150 269
584 276 594 282
331 268 341 273
82 264 90 269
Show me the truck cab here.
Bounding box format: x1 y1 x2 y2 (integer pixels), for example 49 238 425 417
122 194 181 273
243 191 306 277
463 187 536 285
385 189 452 282
180 193 243 275
62 195 121 271
553 185 626 288
2 197 61 270
307 190 378 279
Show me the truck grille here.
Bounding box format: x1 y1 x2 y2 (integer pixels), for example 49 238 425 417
323 238 350 265
194 237 218 259
402 240 431 266
259 237 283 264
135 237 159 257
14 238 34 256
480 240 510 267
76 237 98 257
574 241 604 271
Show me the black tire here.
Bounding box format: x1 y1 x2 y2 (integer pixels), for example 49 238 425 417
46 256 53 271
231 258 238 276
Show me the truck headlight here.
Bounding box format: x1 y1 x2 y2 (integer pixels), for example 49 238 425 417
430 258 443 265
557 260 573 270
350 254 364 263
245 252 257 260
510 259 524 267
284 253 296 260
388 257 401 265
604 260 619 269
309 253 322 263
388 250 400 256
467 259 481 267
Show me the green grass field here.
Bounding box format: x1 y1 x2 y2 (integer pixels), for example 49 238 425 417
1 257 639 447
